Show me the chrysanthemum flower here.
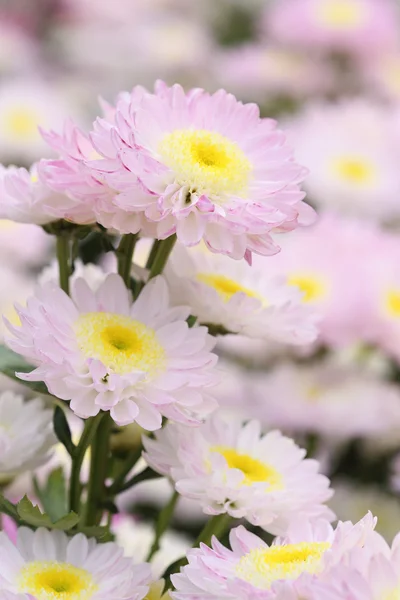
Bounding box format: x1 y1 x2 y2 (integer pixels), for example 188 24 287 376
248 360 400 440
85 81 313 259
172 514 378 600
0 391 55 479
255 213 381 347
143 414 333 535
5 274 218 429
165 245 318 344
0 162 91 226
265 0 399 56
287 100 400 222
0 527 152 600
0 80 77 163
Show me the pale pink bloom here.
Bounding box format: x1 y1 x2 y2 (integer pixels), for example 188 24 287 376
143 414 333 535
5 274 218 429
0 527 152 600
265 0 400 56
248 361 400 440
361 51 400 102
0 80 79 163
0 162 89 226
0 20 38 76
165 245 319 345
287 100 400 222
86 81 314 259
215 44 334 102
254 213 380 348
172 514 378 600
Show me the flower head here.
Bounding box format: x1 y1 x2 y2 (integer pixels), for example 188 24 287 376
0 391 55 479
171 514 377 600
165 244 319 344
85 81 313 259
287 100 400 222
265 0 400 56
0 527 152 600
143 414 333 535
5 274 218 429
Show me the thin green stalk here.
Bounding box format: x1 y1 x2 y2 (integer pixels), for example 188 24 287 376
111 466 161 495
164 513 232 584
117 233 138 286
56 235 70 294
147 490 179 561
84 414 112 526
69 414 104 514
148 235 177 279
108 445 143 495
145 239 162 269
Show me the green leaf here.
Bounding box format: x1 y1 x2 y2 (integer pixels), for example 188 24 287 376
16 496 52 528
78 526 114 542
0 494 21 522
33 467 68 522
53 406 75 457
52 512 80 531
0 345 49 396
16 496 79 531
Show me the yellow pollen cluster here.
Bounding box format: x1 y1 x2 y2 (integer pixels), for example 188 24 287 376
235 542 330 589
74 312 166 376
383 586 400 600
211 446 284 489
4 107 40 139
158 128 252 200
18 561 98 600
332 156 376 185
287 274 327 303
315 1 364 28
385 290 400 318
197 273 262 303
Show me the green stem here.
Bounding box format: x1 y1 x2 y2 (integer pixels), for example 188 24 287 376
69 414 104 514
84 414 112 526
147 490 179 561
145 239 162 269
56 235 71 295
117 234 138 286
148 235 177 279
164 513 232 584
111 466 161 495
108 445 143 495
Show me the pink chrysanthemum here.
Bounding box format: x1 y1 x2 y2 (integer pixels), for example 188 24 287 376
165 244 319 345
172 514 378 600
83 81 314 259
0 162 90 226
265 0 400 57
143 414 333 535
5 274 218 429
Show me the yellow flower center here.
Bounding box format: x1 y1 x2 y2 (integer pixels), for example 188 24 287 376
385 290 400 318
315 1 365 28
287 274 327 303
196 273 262 303
4 107 40 140
332 157 376 185
18 561 98 600
235 542 330 589
158 129 252 200
74 312 166 376
383 587 400 600
211 446 283 489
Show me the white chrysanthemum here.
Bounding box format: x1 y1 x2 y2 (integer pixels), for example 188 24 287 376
0 391 55 479
5 274 218 429
143 414 334 535
111 514 190 578
165 245 319 344
0 527 152 600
